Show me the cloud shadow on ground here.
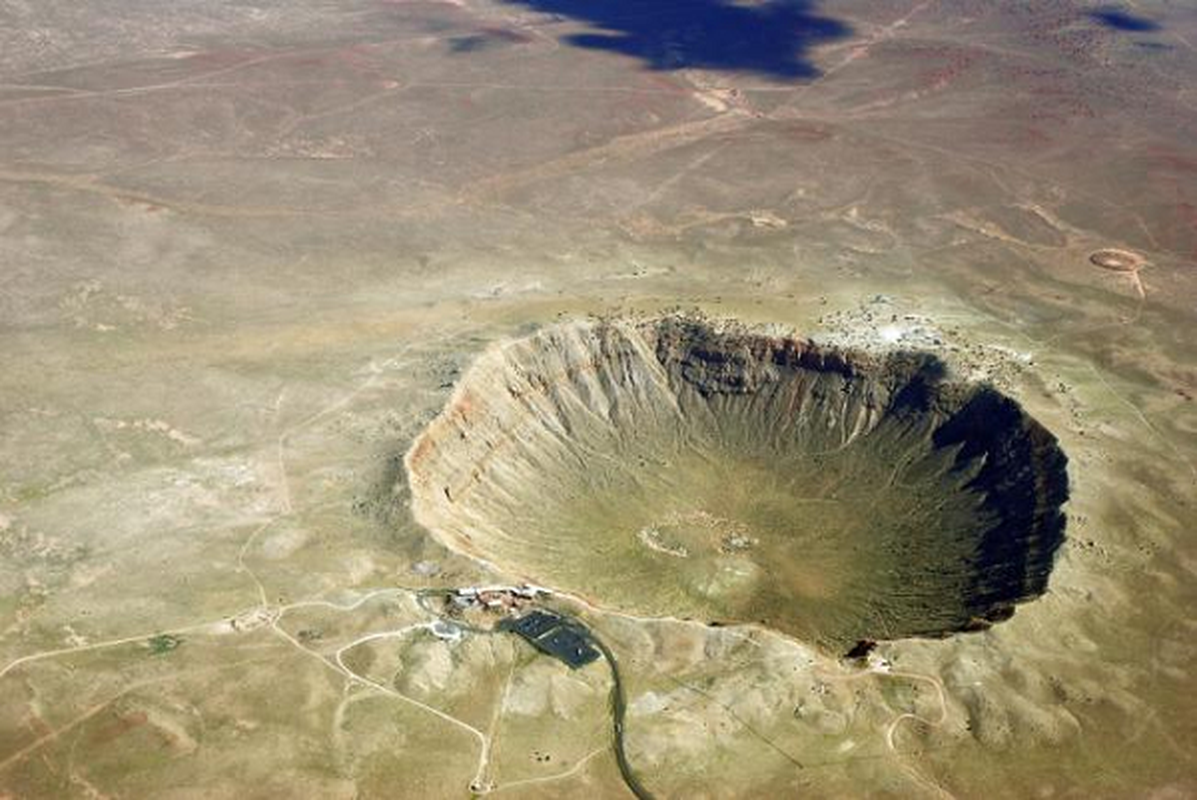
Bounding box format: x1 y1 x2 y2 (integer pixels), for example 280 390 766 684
495 0 852 79
1089 7 1161 33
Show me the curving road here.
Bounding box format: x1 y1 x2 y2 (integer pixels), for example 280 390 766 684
417 589 653 798
589 634 654 800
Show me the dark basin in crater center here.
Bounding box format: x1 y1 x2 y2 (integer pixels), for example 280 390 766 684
406 317 1069 651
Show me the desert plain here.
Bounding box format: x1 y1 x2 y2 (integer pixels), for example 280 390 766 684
1 0 1196 797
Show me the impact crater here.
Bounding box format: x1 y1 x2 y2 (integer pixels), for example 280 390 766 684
407 318 1068 650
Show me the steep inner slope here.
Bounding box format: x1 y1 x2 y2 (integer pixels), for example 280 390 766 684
407 318 1068 650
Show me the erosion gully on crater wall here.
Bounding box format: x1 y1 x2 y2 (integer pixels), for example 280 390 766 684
406 317 1069 652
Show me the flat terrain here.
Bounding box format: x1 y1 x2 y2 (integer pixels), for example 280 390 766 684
1 0 1196 797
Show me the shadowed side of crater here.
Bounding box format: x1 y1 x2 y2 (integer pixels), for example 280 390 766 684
406 317 1069 651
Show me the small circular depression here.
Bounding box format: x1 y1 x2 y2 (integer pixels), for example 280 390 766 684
1089 248 1145 272
407 318 1069 650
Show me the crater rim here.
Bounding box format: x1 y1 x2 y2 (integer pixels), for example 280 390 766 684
405 315 1070 652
